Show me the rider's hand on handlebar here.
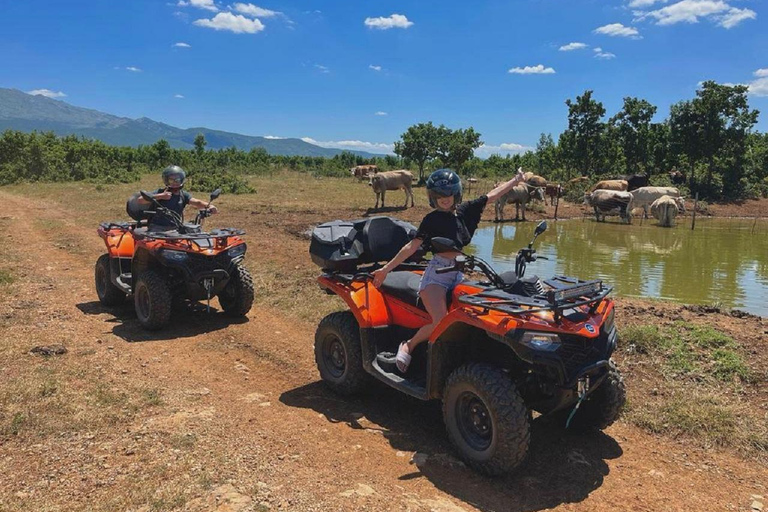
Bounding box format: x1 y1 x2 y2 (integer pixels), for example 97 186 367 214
154 190 172 201
209 205 219 215
371 268 388 288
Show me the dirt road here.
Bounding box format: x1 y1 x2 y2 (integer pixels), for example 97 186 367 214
0 179 765 512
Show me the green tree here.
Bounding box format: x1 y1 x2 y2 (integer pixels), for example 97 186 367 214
610 97 657 174
536 133 556 175
435 127 483 173
194 133 207 156
564 90 606 176
394 122 440 183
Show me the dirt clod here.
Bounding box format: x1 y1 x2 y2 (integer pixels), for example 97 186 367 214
29 344 67 356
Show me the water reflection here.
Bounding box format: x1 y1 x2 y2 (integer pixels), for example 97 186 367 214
467 219 768 316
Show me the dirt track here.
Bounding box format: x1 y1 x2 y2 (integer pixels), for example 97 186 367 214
0 178 766 512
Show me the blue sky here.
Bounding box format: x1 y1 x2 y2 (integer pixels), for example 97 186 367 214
1 0 766 155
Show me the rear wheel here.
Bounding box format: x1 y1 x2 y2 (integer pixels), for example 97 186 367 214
134 269 172 330
314 312 371 395
558 361 626 430
443 364 530 476
95 254 125 306
218 264 254 317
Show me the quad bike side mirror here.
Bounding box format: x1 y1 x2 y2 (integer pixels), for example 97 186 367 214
534 220 548 237
431 237 461 254
210 188 222 202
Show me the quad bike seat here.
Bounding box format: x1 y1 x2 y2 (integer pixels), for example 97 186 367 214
380 271 453 312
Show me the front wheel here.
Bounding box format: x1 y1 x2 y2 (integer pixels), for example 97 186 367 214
314 311 371 395
134 269 172 330
218 264 254 317
95 254 126 306
443 363 530 476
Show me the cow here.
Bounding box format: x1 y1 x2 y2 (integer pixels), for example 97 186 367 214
628 186 685 219
494 184 545 222
351 164 378 181
522 171 548 188
650 195 680 227
590 179 628 193
369 170 414 209
545 183 562 206
586 190 633 224
567 176 589 187
617 173 649 191
669 170 686 186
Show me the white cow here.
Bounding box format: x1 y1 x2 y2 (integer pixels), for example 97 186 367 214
586 190 633 223
650 195 680 227
629 186 685 219
369 170 414 209
495 184 545 222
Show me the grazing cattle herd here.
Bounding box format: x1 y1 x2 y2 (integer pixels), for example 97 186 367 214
356 167 687 228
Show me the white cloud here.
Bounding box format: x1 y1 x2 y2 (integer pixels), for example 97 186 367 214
508 64 556 75
369 64 382 71
364 13 413 30
476 143 532 157
194 12 265 33
559 42 588 51
173 42 191 48
26 89 66 98
178 0 218 12
374 111 388 116
594 23 642 38
594 48 617 59
755 69 768 78
232 3 280 18
126 66 142 72
628 0 667 6
748 78 768 97
301 137 394 153
263 135 285 139
314 64 330 73
636 0 755 28
174 94 185 99
718 7 756 28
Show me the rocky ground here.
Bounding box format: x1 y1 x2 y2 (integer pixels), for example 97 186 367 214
0 173 765 512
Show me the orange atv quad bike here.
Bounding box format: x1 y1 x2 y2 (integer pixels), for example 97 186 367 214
95 188 253 330
310 216 624 476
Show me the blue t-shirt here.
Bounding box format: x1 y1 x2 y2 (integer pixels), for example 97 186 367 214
151 188 191 227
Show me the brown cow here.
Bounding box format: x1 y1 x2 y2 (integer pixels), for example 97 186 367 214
351 164 379 181
545 183 562 206
369 170 414 209
567 176 589 186
589 179 628 192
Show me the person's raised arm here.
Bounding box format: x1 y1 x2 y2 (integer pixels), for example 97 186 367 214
137 189 172 205
486 168 526 204
189 197 219 214
372 238 423 288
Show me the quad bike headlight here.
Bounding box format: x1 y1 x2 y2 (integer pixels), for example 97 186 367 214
228 244 246 258
162 249 188 262
520 332 561 352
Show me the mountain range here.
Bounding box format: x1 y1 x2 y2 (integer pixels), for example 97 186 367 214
0 88 382 158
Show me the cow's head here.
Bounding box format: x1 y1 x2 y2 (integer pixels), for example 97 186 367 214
675 196 686 213
528 186 545 201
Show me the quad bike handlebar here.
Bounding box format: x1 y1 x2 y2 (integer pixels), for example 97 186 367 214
139 188 221 234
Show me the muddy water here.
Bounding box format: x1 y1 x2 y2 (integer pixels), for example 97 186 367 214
467 218 768 317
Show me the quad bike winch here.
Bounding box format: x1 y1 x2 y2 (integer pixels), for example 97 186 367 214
310 216 625 476
94 188 254 330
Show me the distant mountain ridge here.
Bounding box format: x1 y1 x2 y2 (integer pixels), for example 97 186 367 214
0 88 382 157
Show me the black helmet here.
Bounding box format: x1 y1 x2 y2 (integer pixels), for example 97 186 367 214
162 165 186 189
426 169 462 208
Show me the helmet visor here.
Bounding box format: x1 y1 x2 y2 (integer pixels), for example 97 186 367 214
164 174 185 188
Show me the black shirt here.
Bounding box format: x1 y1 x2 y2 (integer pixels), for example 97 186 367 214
415 195 488 252
151 188 191 227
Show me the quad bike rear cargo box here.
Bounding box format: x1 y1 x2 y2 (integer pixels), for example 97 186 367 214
309 216 418 271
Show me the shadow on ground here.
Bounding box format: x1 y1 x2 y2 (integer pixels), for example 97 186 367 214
363 205 410 217
281 381 622 512
76 300 248 342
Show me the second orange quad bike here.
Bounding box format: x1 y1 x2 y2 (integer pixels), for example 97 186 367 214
310 216 625 476
95 188 253 330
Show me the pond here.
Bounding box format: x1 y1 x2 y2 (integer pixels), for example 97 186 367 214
467 218 768 317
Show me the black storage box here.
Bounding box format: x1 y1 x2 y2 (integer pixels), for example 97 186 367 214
309 216 418 271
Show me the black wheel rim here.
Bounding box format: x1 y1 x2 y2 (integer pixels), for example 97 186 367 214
456 391 493 452
322 335 346 379
220 281 236 306
137 285 150 320
96 264 107 297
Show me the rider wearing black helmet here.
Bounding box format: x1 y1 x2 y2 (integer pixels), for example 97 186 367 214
137 165 219 230
372 167 526 372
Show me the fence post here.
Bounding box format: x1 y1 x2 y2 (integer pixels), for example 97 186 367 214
691 192 699 230
554 194 559 220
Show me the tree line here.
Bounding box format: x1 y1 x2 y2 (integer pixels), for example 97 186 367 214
1 81 766 200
